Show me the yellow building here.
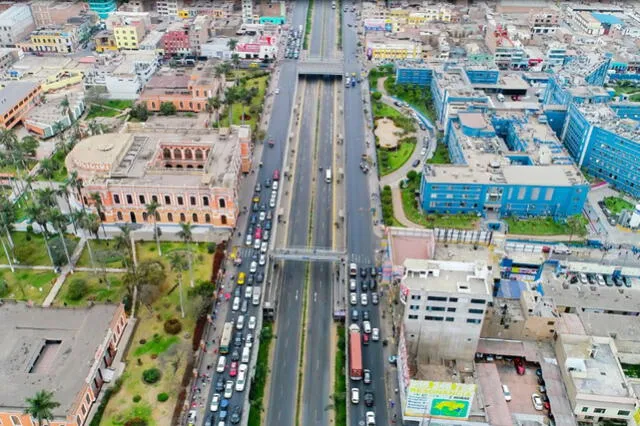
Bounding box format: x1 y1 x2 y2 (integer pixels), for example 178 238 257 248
408 7 452 24
367 39 421 60
114 20 146 50
94 31 117 52
17 26 79 54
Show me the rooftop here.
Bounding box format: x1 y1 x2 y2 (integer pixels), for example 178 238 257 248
0 302 121 416
0 82 39 116
25 92 84 128
578 311 640 343
577 103 640 142
558 334 633 399
402 258 492 296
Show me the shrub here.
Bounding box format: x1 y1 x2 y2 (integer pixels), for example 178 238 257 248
157 392 169 402
124 418 147 426
207 242 216 254
0 280 8 298
129 104 149 122
164 318 183 335
372 91 382 101
67 278 88 301
159 102 177 116
142 368 161 384
132 395 141 403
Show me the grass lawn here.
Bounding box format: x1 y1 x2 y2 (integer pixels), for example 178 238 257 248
622 363 640 379
384 77 437 124
0 232 55 266
247 323 274 426
220 75 268 131
372 101 416 134
504 215 588 236
86 105 122 119
427 141 451 164
101 241 213 426
0 159 37 176
604 196 635 215
368 64 394 90
377 138 416 176
401 178 479 229
100 100 134 110
333 325 347 426
36 149 68 182
13 192 33 222
612 82 640 96
0 269 56 304
76 239 126 269
55 272 127 307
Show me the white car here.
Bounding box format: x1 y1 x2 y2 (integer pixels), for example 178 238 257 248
371 327 379 341
360 293 368 306
224 380 234 398
363 321 371 334
597 274 605 286
420 148 427 156
210 393 220 412
579 273 588 284
232 296 240 311
259 254 266 266
275 88 280 95
260 241 268 254
259 211 266 222
236 315 245 330
531 393 543 411
272 181 279 191
366 411 375 425
188 410 197 426
253 238 261 249
216 355 226 373
245 234 253 246
502 385 511 402
235 364 248 391
349 279 357 291
350 292 357 305
248 316 257 330
244 286 253 299
351 388 360 404
250 261 258 273
270 195 277 208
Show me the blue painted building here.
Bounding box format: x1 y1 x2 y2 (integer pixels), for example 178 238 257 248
561 104 640 197
395 67 432 86
542 76 611 107
88 0 116 19
465 68 500 85
420 111 589 218
430 67 488 127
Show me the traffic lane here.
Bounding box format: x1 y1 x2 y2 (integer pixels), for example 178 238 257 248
266 81 317 426
309 0 326 56
302 81 335 426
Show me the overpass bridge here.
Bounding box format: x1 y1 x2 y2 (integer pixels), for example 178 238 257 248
269 247 347 262
297 56 344 77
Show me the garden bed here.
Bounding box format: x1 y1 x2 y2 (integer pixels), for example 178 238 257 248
54 272 126 307
0 269 56 304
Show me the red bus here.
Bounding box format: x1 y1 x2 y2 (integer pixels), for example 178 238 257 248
349 324 363 380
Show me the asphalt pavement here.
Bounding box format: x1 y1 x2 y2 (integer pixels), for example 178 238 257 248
341 3 391 426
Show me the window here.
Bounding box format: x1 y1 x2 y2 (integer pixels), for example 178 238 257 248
547 321 555 325
408 314 418 320
126 194 133 204
426 306 445 311
517 187 526 200
180 213 186 222
466 318 481 324
85 394 90 404
447 307 456 312
409 305 420 310
177 196 184 205
116 212 123 221
167 212 173 222
205 214 211 223
190 196 196 206
203 196 209 206
410 295 421 300
445 317 454 322
427 296 446 302
593 408 606 414
192 213 198 222
449 297 458 302
425 316 443 321
471 299 486 304
81 404 87 415
139 195 145 204
531 187 540 201
618 410 630 416
164 195 171 205
219 198 226 208
469 308 484 314
152 195 158 203
113 194 120 204
10 416 21 426
545 188 554 201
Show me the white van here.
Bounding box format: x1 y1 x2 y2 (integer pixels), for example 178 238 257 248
325 168 332 183
216 355 226 373
252 287 261 306
242 346 251 363
235 364 247 391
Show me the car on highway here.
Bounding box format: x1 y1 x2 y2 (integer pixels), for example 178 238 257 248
270 195 277 208
241 300 248 313
371 292 379 305
216 355 226 373
351 388 360 404
368 279 376 291
369 267 377 278
349 263 358 276
188 409 197 426
236 315 245 330
350 292 357 305
360 280 368 292
245 233 253 246
255 183 261 193
363 321 371 334
372 328 379 341
360 293 368 306
230 349 240 362
359 267 367 278
349 279 357 291
259 254 266 266
250 261 258 273
366 411 376 425
259 211 266 221
248 316 257 330
237 273 245 285
232 297 240 311
229 361 238 377
265 220 272 230
210 394 220 412
351 309 359 321
272 180 279 190
230 406 242 424
224 381 234 398
215 378 224 392
256 272 264 283
421 147 427 156
412 159 421 167
245 333 254 348
260 242 268 254
234 333 242 348
273 169 280 180
263 230 270 241
236 364 248 391
362 310 369 321
264 178 272 188
364 369 371 384
531 393 544 410
364 392 374 407
245 286 253 299
253 238 261 249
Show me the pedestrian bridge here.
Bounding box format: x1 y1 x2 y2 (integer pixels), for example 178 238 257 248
297 57 344 77
269 248 347 262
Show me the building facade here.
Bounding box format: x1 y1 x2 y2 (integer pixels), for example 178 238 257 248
156 0 179 17
114 20 146 50
0 4 35 47
0 82 41 129
162 23 190 56
24 93 84 138
104 51 159 99
188 15 210 57
400 258 493 363
94 31 117 52
31 1 89 27
18 25 80 54
65 130 247 228
88 0 116 19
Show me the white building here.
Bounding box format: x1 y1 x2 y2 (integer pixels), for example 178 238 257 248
400 258 493 363
156 0 179 17
201 38 233 60
104 51 159 99
242 0 253 24
556 334 638 424
0 4 35 48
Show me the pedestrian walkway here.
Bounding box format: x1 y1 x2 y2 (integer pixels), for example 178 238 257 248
42 237 86 307
391 186 423 229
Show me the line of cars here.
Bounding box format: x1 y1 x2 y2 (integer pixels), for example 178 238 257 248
285 27 301 60
349 263 381 425
569 271 632 288
201 170 281 426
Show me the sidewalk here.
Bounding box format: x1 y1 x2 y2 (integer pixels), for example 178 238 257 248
378 284 404 423
42 236 86 307
391 186 423 229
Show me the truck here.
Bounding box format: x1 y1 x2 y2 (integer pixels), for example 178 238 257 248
349 324 363 380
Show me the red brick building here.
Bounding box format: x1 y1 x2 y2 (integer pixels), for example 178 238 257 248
162 22 190 56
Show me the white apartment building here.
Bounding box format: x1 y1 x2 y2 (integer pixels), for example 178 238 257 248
104 51 159 99
555 334 638 424
0 4 35 48
242 0 253 24
156 0 179 17
400 258 493 363
572 11 604 36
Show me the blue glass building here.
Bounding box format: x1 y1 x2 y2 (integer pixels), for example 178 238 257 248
88 0 116 19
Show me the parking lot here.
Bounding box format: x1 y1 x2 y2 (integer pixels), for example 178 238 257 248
494 359 547 417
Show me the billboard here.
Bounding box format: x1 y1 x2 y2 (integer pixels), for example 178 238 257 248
364 18 386 32
404 380 476 419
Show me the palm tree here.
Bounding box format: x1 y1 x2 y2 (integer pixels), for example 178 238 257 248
55 183 77 233
0 195 16 271
145 201 162 256
231 53 240 73
90 192 107 238
24 390 60 426
223 86 236 127
168 251 188 318
25 204 54 265
227 38 238 52
52 121 66 146
66 171 84 208
177 221 194 288
59 95 71 122
88 120 101 136
0 128 18 151
20 135 39 157
567 215 584 242
35 188 57 209
114 223 134 272
78 211 110 285
49 209 72 269
241 88 254 124
206 96 221 127
39 158 57 187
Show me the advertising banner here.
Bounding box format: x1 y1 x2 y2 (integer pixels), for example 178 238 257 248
404 380 476 419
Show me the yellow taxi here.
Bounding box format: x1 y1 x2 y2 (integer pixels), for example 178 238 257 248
237 272 246 285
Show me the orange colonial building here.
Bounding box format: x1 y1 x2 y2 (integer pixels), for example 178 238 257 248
65 128 248 228
0 302 128 426
0 81 41 129
140 63 224 113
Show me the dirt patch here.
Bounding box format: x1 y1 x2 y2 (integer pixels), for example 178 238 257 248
375 118 402 148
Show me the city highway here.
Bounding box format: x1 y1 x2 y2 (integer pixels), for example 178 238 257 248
202 2 308 425
341 3 391 426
